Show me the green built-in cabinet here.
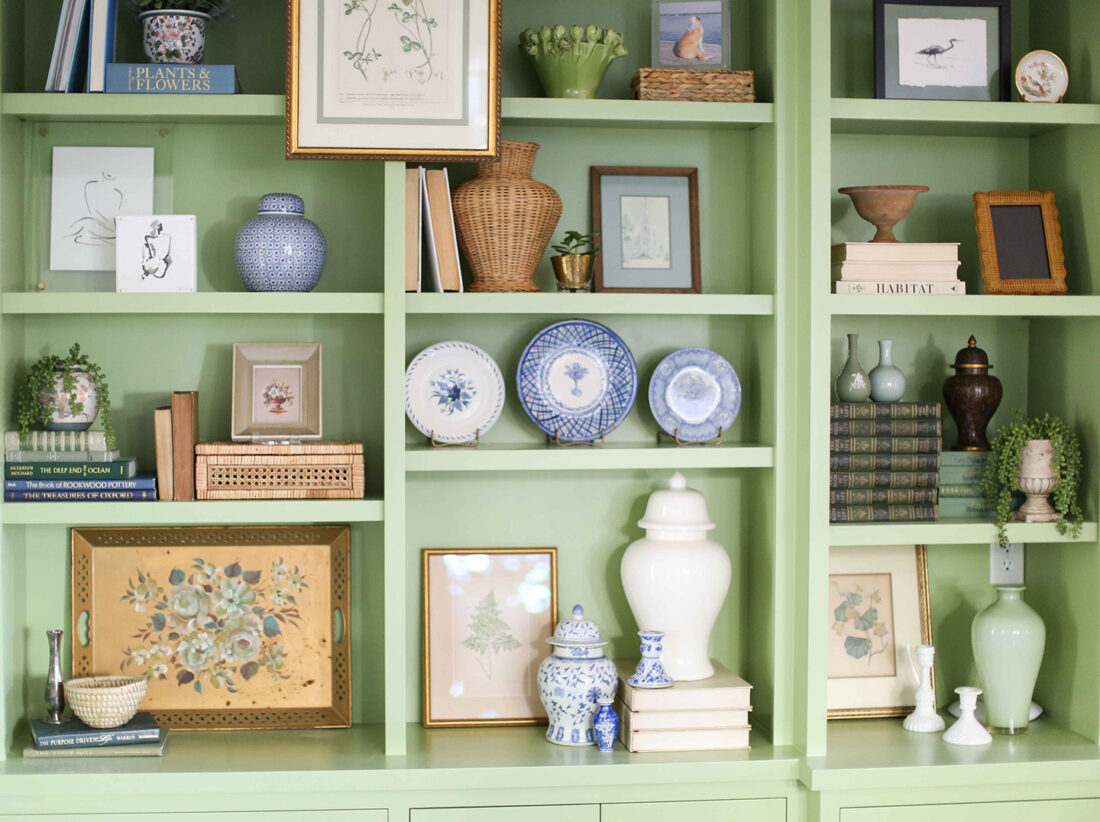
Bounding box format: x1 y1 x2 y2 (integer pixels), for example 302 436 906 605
0 0 1098 818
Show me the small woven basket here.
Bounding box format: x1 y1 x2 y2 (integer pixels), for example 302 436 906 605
632 68 755 102
64 676 147 728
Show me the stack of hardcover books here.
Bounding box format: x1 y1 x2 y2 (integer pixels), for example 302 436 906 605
830 403 942 522
939 451 994 519
27 711 165 758
614 660 752 753
4 431 155 502
832 242 965 295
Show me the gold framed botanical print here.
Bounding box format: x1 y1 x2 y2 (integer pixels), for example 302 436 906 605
827 544 932 719
231 342 322 441
286 0 502 161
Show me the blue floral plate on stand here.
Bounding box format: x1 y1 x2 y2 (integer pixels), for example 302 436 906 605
517 320 638 442
405 341 504 444
649 348 741 442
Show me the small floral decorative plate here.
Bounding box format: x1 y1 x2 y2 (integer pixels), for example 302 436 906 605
1016 50 1068 103
517 320 638 442
649 348 741 442
405 341 504 444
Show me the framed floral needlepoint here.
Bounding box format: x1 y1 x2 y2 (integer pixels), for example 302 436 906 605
72 526 351 730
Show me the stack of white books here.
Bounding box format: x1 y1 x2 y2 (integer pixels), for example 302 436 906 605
832 242 965 295
615 660 752 752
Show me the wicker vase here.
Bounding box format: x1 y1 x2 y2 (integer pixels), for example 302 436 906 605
453 140 562 293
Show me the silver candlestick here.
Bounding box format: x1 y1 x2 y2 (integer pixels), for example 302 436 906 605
45 629 67 724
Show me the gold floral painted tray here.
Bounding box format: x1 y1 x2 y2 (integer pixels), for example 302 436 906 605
71 526 350 730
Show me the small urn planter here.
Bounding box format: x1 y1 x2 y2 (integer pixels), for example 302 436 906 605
1015 439 1059 522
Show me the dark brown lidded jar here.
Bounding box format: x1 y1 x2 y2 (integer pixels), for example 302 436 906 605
943 335 1003 451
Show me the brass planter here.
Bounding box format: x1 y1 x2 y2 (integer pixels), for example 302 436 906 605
551 254 594 292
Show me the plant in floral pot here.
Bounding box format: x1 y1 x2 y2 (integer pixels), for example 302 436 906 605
16 344 115 448
550 230 599 293
983 412 1082 546
132 0 231 64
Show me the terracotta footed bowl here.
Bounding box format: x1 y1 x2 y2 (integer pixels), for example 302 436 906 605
838 185 930 243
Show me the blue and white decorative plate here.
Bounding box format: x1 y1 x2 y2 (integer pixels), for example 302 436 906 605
517 320 638 442
649 348 741 441
405 341 504 443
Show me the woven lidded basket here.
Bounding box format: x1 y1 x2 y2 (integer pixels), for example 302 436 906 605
632 68 755 102
195 441 365 500
64 676 147 728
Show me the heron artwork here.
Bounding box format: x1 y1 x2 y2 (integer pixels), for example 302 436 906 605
917 38 960 66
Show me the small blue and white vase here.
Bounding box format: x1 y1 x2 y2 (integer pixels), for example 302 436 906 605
593 698 619 752
627 630 674 689
537 605 618 747
235 193 326 292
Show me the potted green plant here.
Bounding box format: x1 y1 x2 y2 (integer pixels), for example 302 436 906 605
16 344 115 448
550 230 599 293
983 412 1082 546
133 0 231 64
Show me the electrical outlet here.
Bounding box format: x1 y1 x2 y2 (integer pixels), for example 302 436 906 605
990 542 1025 585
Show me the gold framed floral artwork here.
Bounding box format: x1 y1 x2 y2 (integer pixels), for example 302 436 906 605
72 526 351 730
231 342 322 441
422 548 556 727
827 544 932 719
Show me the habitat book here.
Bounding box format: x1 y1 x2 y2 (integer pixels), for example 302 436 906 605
30 712 160 749
829 453 940 472
616 660 751 712
829 419 942 437
105 63 236 93
830 504 938 522
829 487 938 506
830 471 939 489
834 280 966 295
5 474 155 492
830 437 941 455
830 403 941 420
5 458 137 481
5 488 156 501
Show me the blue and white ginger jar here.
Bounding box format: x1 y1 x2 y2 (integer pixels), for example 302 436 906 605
235 193 326 292
537 605 618 746
593 698 619 752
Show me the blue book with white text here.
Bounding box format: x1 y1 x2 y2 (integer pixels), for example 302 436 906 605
5 474 156 492
105 63 236 94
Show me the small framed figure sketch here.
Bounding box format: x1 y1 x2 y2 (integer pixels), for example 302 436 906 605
973 191 1068 295
592 166 701 293
652 0 730 69
232 343 322 441
423 547 557 727
874 0 1011 101
115 215 197 292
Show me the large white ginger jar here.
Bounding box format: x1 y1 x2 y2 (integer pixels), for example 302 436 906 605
620 472 731 680
537 605 617 746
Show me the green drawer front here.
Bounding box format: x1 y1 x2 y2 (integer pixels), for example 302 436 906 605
842 799 1100 822
412 807 598 822
10 813 386 821
602 798 786 822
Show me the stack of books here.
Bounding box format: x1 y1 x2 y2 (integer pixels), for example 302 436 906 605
26 711 166 758
4 431 154 502
614 660 752 753
832 242 965 295
829 403 942 522
939 451 994 519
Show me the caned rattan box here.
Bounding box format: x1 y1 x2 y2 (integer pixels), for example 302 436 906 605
631 68 755 102
195 441 365 500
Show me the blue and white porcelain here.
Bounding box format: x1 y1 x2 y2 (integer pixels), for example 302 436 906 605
537 605 618 747
593 698 619 752
627 630 674 689
235 193 327 292
405 341 504 443
517 319 638 442
648 348 741 442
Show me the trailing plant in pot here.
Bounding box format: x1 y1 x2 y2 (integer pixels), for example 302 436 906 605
550 230 599 293
16 344 115 448
983 412 1082 546
132 0 231 64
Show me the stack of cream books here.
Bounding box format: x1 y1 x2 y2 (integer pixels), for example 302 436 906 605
615 660 752 752
832 242 964 295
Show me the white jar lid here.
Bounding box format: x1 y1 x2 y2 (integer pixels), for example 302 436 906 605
637 472 715 531
547 604 608 648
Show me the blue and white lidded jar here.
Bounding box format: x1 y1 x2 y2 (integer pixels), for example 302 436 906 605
537 605 618 746
235 193 327 292
593 698 619 752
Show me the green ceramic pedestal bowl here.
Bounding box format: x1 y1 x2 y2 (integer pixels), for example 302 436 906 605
520 25 628 99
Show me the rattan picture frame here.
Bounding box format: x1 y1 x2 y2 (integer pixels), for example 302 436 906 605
974 190 1068 295
232 342 322 441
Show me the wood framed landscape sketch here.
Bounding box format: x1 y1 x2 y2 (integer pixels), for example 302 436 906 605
72 526 351 730
827 544 932 719
286 0 502 160
422 548 557 727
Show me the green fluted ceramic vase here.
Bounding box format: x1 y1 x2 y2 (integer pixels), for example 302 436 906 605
971 585 1045 734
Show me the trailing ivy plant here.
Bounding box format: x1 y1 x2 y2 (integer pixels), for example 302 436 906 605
982 412 1082 546
16 344 115 449
131 0 231 16
551 230 599 256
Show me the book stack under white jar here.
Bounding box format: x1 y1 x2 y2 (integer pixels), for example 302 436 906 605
614 660 752 752
832 242 964 295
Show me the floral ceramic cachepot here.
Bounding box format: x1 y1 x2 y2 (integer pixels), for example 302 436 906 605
41 368 99 430
140 11 210 64
235 194 327 292
537 605 617 746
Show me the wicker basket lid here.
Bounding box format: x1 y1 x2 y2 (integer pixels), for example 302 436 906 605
952 335 993 371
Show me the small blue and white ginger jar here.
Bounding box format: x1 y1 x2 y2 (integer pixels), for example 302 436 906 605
235 193 326 292
593 698 619 752
537 605 618 747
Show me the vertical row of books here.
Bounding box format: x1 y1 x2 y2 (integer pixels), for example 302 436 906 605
939 451 994 519
829 403 942 523
404 167 464 293
4 431 153 502
832 242 965 295
153 391 199 501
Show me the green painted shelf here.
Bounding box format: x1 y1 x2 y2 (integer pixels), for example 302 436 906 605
405 443 774 472
830 98 1100 137
0 292 385 315
0 499 384 526
828 519 1098 547
828 294 1100 317
406 293 775 316
503 97 774 129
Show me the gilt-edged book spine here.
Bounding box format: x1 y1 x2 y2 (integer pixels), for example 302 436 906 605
171 391 198 501
5 458 137 480
829 419 942 437
5 489 156 502
830 504 938 522
939 483 985 498
830 403 941 420
830 437 941 454
829 453 940 472
830 471 939 489
829 487 938 506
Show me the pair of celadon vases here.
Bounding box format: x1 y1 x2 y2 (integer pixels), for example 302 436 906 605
835 333 906 403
